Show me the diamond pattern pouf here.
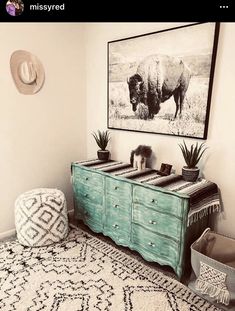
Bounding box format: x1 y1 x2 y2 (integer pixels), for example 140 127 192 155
15 188 69 247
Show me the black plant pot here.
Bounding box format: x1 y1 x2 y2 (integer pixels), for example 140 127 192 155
182 167 200 182
97 150 110 161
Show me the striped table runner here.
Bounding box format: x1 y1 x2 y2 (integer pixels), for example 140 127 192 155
74 159 221 226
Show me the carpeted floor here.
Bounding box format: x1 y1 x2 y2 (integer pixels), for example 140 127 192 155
0 225 221 311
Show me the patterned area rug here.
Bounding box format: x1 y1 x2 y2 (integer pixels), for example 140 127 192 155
0 226 221 311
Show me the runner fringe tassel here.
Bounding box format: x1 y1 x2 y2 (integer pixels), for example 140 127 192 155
188 204 221 226
195 279 230 306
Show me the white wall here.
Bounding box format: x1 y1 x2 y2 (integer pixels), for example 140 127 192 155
0 23 86 235
1 22 235 239
84 23 235 237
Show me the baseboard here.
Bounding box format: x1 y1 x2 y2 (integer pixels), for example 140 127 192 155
0 228 16 241
67 209 76 224
67 209 74 216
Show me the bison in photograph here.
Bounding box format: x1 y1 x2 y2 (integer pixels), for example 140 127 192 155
127 54 191 119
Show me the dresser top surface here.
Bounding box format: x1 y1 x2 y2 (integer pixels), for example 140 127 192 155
72 159 217 196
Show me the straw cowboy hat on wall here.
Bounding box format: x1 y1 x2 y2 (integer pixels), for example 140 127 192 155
10 50 45 95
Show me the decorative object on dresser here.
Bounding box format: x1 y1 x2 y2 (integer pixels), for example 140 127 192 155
130 145 152 171
179 140 208 182
71 159 221 278
0 226 219 311
15 188 69 247
156 163 172 176
92 129 111 161
189 228 235 310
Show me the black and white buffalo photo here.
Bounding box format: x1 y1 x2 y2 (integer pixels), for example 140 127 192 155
108 23 219 139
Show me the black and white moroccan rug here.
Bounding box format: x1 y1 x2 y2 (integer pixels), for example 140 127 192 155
0 226 221 311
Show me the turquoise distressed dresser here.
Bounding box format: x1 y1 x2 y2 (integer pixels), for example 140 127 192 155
71 159 221 278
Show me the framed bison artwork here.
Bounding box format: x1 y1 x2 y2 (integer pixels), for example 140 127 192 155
107 22 220 139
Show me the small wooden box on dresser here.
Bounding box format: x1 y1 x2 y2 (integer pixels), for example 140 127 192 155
71 161 211 279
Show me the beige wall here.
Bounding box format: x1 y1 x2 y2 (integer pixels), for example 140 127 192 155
1 23 235 238
84 23 235 237
0 23 86 236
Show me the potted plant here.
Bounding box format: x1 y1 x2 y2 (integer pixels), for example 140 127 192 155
179 140 207 182
92 130 111 161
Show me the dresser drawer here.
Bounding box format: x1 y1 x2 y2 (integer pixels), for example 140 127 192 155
105 194 130 217
83 206 103 232
75 197 102 223
74 186 103 206
104 216 130 245
131 224 179 265
73 166 104 189
106 177 132 200
133 204 182 242
133 185 184 218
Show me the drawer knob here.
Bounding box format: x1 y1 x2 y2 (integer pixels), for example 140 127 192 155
114 204 119 208
148 242 155 247
114 186 118 190
85 177 89 181
113 224 119 229
149 220 156 225
84 194 88 198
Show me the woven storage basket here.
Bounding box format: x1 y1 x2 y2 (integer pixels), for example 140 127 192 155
188 228 235 310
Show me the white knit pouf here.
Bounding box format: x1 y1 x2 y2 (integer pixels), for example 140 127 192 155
15 188 69 247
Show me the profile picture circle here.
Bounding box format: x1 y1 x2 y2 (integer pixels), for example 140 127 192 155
6 0 24 16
